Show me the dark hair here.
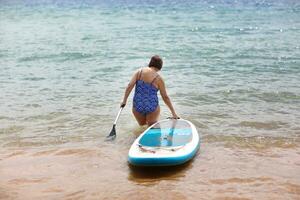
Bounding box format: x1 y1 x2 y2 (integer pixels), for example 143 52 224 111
148 55 163 70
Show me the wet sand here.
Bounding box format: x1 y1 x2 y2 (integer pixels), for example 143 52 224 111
1 138 300 200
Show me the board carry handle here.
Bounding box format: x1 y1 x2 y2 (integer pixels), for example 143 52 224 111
167 116 180 119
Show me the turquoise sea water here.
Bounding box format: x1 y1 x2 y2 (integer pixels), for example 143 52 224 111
1 1 300 199
1 0 299 147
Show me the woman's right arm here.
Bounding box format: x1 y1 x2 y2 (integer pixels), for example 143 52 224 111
158 77 179 119
121 70 139 107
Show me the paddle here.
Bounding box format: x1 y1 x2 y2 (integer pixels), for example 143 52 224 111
106 104 125 140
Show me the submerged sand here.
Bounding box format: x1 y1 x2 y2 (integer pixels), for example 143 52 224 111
1 138 299 200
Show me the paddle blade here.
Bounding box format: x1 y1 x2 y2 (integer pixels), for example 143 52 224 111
106 124 116 140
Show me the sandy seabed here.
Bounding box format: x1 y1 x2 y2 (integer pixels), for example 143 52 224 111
1 140 300 200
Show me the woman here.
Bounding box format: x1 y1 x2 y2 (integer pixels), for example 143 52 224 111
121 55 179 126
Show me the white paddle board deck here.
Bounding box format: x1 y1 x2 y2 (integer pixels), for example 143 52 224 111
128 119 200 166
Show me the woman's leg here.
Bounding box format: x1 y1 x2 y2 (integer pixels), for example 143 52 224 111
146 106 160 126
132 107 147 126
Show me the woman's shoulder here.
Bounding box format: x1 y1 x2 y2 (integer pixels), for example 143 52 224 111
133 67 144 74
135 67 146 73
156 72 163 80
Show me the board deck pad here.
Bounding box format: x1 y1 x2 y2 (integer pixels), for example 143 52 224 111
139 120 193 147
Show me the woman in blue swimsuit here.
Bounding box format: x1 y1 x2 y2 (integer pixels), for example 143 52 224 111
121 55 179 126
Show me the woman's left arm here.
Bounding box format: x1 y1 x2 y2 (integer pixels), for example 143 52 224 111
121 71 139 107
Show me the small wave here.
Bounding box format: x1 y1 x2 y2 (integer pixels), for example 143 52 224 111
23 112 69 122
18 52 94 63
235 121 288 130
58 52 94 61
204 135 300 149
190 94 221 104
0 125 25 134
18 54 56 62
81 36 93 41
40 88 51 92
0 116 13 120
23 77 45 81
253 91 300 103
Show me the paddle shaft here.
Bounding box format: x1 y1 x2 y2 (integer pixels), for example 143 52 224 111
113 107 123 125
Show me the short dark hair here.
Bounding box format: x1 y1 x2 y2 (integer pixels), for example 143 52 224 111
148 55 163 70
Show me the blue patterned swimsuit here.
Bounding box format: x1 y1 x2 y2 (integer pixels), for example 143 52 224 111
133 69 159 115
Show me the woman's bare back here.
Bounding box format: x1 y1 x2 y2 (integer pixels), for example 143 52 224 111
138 67 160 88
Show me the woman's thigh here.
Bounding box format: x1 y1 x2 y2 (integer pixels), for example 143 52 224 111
132 107 147 126
146 106 160 126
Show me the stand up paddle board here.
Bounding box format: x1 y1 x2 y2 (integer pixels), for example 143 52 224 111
128 119 200 166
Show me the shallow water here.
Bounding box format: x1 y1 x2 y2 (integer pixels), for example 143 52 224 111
1 0 300 199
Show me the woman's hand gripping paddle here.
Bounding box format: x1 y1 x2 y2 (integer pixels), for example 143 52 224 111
106 104 125 141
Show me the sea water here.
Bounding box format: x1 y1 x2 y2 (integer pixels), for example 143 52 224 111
1 0 300 199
